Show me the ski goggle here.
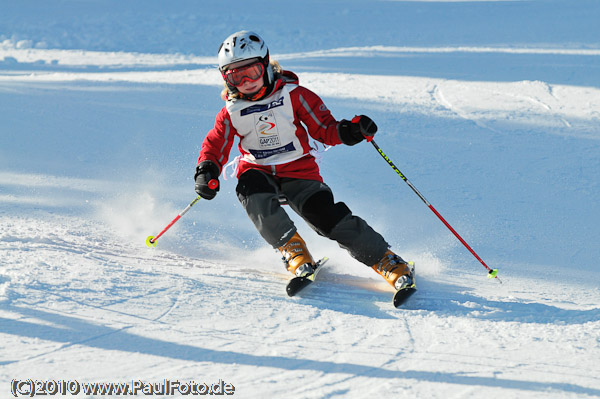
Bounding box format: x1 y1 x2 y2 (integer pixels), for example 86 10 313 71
221 61 265 87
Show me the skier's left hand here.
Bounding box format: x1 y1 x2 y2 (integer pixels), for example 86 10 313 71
337 115 377 146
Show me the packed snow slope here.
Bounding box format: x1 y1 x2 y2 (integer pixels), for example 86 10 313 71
1 1 599 398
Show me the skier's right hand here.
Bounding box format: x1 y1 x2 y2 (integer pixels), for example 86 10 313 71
194 160 220 200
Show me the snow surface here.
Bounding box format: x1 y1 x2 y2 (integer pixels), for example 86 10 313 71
1 1 599 398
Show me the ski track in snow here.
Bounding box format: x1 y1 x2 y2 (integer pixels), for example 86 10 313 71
2 213 599 398
2 2 600 397
1 46 600 140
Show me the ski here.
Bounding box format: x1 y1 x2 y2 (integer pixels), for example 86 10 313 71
286 257 329 297
393 261 416 308
286 257 416 308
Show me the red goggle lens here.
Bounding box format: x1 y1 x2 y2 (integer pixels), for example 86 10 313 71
222 62 265 87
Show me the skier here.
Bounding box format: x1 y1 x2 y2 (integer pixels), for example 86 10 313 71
195 30 413 291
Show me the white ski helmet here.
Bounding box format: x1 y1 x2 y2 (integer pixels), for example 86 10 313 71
217 30 274 87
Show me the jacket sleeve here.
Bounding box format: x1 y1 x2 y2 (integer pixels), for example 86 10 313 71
292 86 343 146
197 107 237 171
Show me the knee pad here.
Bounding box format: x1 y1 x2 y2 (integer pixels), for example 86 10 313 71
302 190 351 235
236 169 277 201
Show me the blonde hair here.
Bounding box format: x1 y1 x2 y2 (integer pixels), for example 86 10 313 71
220 60 282 101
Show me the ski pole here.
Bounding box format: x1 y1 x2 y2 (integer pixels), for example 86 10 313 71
370 139 501 283
145 179 218 247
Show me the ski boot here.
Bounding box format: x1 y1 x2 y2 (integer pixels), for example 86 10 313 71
278 232 316 277
372 248 414 290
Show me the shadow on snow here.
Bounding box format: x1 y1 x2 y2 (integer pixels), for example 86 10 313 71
1 304 598 396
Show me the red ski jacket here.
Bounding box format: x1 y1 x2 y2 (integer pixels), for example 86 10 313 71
198 71 343 182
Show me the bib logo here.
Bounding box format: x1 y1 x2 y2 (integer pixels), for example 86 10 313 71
255 111 281 148
241 97 284 116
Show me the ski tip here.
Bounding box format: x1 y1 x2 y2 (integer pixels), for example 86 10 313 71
286 276 310 297
145 235 157 248
393 287 417 308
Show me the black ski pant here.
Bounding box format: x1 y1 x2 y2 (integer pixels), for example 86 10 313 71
235 169 389 266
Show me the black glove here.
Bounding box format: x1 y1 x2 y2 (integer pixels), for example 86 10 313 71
337 115 377 146
194 160 220 200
